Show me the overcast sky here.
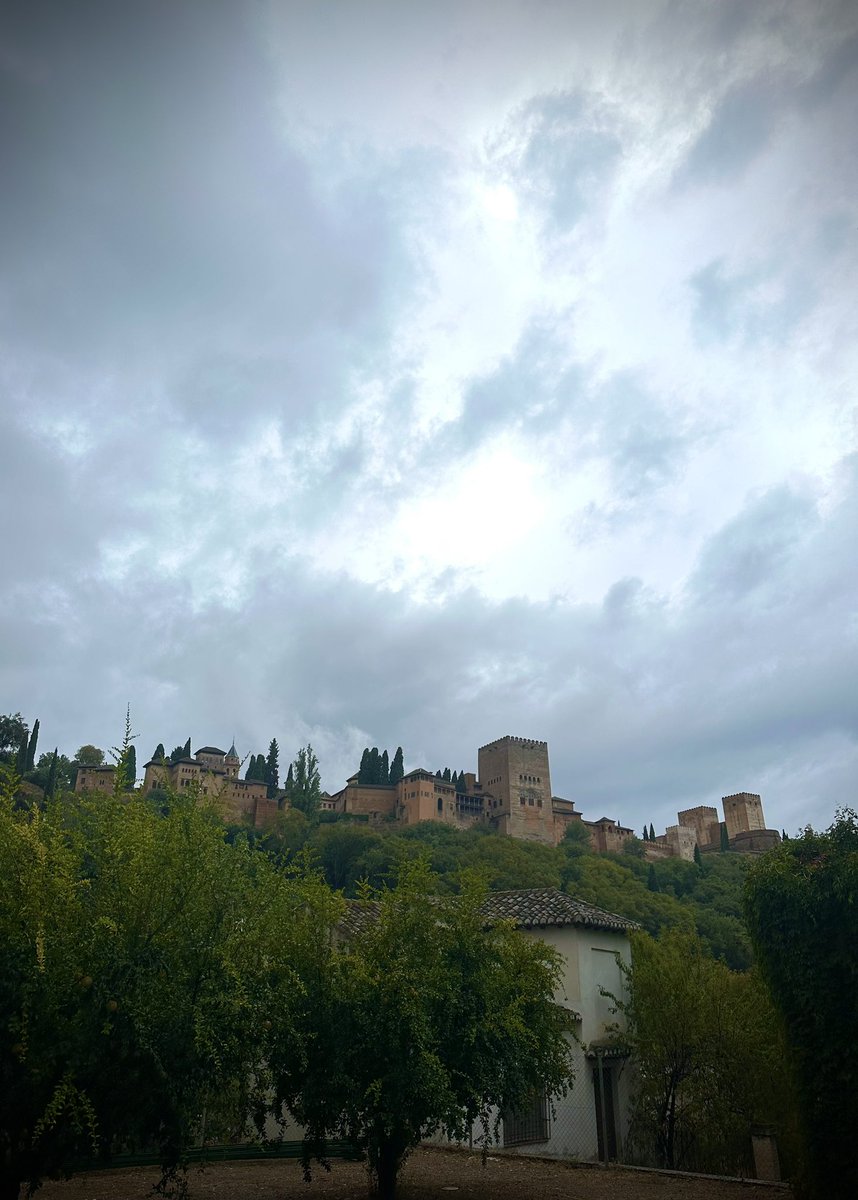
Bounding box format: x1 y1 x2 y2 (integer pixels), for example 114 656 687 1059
2 0 856 836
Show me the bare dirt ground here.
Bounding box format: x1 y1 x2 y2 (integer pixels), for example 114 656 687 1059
35 1145 788 1200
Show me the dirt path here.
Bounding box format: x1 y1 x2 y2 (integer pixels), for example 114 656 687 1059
35 1146 788 1200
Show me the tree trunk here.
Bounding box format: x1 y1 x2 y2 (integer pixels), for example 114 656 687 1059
374 1137 405 1200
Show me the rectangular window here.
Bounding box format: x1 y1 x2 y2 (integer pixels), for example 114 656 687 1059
503 1093 551 1147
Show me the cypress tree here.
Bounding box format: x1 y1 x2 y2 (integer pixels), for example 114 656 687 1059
45 749 58 799
284 762 294 796
245 754 257 781
389 747 404 786
16 735 28 775
123 744 137 790
693 843 702 868
183 737 192 759
25 719 39 772
649 823 655 841
456 772 466 795
442 767 451 782
720 822 730 852
266 738 280 799
369 748 380 785
380 749 389 785
152 743 166 762
646 864 658 892
435 770 442 779
359 748 371 784
642 826 649 841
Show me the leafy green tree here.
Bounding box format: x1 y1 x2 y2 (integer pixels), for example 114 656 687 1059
616 928 793 1175
27 752 75 797
290 745 321 818
0 714 28 765
75 745 105 767
745 809 858 1200
266 739 280 799
0 773 334 1200
25 719 39 772
389 747 404 786
274 860 573 1199
169 744 185 763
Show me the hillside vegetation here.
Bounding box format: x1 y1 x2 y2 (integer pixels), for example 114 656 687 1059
239 814 755 970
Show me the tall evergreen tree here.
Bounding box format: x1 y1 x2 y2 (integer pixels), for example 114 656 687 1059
435 770 442 779
693 843 703 868
25 719 39 772
170 745 185 764
647 864 659 892
720 823 730 852
642 826 649 841
389 747 404 786
649 823 656 841
455 772 466 795
152 743 166 763
245 754 258 781
266 739 280 800
359 748 371 784
121 744 137 790
45 749 58 799
368 748 380 785
284 762 294 795
380 749 389 785
183 737 192 759
442 767 451 782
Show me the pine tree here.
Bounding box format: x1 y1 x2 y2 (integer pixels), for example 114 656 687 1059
649 823 655 841
25 719 39 772
152 743 166 762
389 747 404 786
266 739 280 799
183 737 192 759
359 748 371 784
380 749 389 785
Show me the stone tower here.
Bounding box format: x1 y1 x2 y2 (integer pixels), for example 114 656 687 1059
478 735 553 843
722 792 766 840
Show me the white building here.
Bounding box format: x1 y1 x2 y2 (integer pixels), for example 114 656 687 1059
478 888 636 1162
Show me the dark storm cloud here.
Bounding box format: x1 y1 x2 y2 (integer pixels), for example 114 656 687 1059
8 457 856 837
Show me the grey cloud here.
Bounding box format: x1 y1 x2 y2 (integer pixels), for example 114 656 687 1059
677 80 782 187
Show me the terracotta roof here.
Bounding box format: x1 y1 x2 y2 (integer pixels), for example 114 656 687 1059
339 887 637 940
481 888 638 933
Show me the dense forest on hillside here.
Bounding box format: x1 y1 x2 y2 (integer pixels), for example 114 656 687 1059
236 814 755 970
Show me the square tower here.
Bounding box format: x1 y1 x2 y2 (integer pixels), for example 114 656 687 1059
478 735 553 843
722 792 766 839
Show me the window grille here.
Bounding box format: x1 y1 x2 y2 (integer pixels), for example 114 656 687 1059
503 1093 551 1147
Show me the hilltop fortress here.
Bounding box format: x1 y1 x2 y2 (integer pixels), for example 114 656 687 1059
323 734 780 861
82 733 779 862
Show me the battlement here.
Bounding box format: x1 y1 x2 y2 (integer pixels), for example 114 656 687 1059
478 735 548 752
